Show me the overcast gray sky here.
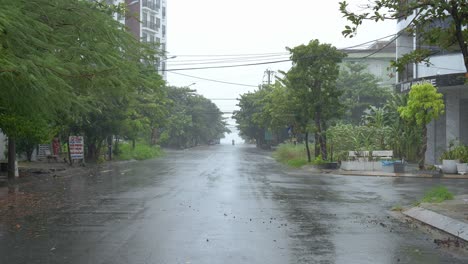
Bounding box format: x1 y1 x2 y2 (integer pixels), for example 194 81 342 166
166 0 395 143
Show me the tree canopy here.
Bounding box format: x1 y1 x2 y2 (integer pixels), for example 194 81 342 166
398 83 444 168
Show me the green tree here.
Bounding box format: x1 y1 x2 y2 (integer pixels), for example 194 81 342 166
337 63 391 124
283 40 346 162
161 87 229 149
0 0 166 167
340 0 468 73
233 87 271 146
398 83 444 169
384 93 422 161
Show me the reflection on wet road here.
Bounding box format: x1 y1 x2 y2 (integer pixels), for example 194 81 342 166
1 144 468 263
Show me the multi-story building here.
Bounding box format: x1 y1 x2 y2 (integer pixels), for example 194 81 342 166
111 0 168 79
341 40 397 87
395 8 467 165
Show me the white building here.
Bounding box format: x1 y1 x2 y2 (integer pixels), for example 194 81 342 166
111 0 168 79
342 40 397 87
395 9 467 165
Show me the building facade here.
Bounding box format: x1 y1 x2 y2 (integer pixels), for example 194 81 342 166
395 10 467 165
111 0 168 79
341 40 397 88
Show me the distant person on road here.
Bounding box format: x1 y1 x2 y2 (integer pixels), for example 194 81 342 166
232 139 235 145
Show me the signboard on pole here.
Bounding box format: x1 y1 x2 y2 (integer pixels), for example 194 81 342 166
69 136 84 160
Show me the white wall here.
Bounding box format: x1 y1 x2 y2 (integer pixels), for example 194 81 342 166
417 53 465 78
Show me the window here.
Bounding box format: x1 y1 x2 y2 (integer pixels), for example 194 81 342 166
162 7 166 18
149 34 155 43
156 37 161 44
162 61 166 72
156 18 161 31
156 0 161 9
150 15 155 30
141 32 147 43
142 12 148 27
162 25 166 37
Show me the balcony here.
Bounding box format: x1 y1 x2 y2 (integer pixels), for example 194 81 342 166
142 0 160 12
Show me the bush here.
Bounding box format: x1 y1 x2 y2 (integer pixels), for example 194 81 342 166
420 186 454 203
117 142 164 161
440 143 468 162
287 158 309 168
273 143 309 167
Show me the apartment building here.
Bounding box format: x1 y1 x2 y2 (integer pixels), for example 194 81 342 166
111 0 168 79
395 7 467 165
341 40 397 87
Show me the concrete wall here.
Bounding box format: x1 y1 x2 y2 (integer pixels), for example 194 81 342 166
417 53 465 77
460 99 468 145
426 88 468 165
0 132 6 160
426 112 446 165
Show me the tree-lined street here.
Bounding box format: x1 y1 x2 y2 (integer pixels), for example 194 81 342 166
1 145 467 263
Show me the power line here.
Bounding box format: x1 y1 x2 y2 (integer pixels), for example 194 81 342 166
164 59 292 72
171 52 289 57
168 56 291 66
169 54 289 63
168 72 258 87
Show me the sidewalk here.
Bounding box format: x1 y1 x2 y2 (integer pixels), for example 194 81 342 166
326 169 468 179
403 195 468 243
322 168 468 242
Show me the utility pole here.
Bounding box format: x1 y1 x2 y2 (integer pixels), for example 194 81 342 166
264 69 276 86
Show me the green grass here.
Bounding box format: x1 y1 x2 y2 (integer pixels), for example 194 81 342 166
420 186 454 203
287 158 309 168
116 142 164 161
391 204 403 212
273 143 309 168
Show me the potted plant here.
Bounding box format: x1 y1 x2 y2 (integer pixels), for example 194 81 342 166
440 142 460 174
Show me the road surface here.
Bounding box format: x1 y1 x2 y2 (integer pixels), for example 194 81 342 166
1 144 468 263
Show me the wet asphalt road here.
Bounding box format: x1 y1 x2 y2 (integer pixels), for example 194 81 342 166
1 144 468 264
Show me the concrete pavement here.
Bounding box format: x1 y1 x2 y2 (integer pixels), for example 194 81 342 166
320 167 468 244
1 146 468 263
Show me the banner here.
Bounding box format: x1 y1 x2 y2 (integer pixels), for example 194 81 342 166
69 136 84 160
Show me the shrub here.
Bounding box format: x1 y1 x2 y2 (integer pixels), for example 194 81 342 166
287 159 309 168
420 186 454 203
273 143 309 167
117 142 164 161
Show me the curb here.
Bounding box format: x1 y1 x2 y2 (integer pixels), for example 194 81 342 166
403 207 468 242
324 170 468 179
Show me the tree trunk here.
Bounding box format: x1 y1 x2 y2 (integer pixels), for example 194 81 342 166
87 143 96 161
132 139 136 150
26 147 33 162
114 136 120 156
314 133 320 157
305 132 311 162
150 127 158 145
419 125 427 170
7 137 16 179
67 135 72 166
315 111 327 160
107 135 113 161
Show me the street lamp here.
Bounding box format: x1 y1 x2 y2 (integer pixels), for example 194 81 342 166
161 55 177 61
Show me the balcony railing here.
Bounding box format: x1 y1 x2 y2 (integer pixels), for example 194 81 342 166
142 0 160 11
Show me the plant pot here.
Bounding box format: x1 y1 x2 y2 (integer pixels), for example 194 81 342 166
456 163 468 175
394 162 405 173
325 162 339 169
442 159 459 174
